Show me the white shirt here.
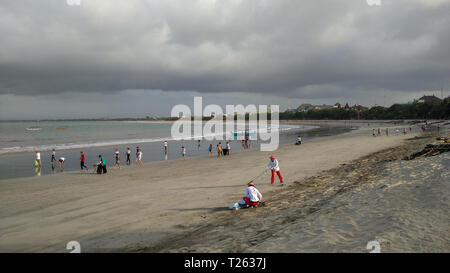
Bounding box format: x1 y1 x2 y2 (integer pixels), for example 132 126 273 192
164 141 168 147
265 159 280 171
138 151 142 160
59 157 65 162
127 150 131 155
244 186 262 202
35 152 40 160
226 143 230 149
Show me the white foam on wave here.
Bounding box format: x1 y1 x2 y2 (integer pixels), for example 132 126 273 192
0 124 318 154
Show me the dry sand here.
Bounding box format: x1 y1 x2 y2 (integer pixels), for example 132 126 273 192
0 124 435 252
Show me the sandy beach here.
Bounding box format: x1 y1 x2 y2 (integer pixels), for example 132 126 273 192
0 121 447 252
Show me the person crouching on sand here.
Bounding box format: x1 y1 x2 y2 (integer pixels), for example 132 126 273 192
229 182 263 210
264 155 284 185
96 155 107 174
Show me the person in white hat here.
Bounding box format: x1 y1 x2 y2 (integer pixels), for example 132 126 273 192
229 182 263 210
264 155 284 185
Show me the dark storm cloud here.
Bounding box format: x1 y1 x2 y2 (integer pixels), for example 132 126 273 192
0 0 449 98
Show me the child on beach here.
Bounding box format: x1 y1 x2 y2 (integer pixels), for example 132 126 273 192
181 146 186 160
226 141 231 155
208 144 213 156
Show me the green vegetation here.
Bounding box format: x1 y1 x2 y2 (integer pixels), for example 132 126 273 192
280 100 449 120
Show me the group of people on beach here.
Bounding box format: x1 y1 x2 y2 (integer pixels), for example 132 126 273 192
33 137 254 175
372 127 412 137
34 146 145 175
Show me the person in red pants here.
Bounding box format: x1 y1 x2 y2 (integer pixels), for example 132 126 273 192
264 155 284 185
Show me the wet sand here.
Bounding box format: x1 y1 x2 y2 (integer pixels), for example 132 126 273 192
0 122 446 252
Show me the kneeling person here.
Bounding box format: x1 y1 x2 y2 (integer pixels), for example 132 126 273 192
229 182 262 210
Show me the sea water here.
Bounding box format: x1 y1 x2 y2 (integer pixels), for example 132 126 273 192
0 120 351 180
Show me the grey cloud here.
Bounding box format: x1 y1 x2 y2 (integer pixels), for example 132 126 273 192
0 0 449 99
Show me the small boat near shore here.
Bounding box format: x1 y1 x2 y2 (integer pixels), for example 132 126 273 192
26 126 42 131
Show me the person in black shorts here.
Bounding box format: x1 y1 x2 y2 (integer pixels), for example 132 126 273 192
126 147 131 165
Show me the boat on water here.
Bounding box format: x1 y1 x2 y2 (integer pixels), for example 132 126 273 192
26 121 42 131
26 126 42 131
56 127 68 130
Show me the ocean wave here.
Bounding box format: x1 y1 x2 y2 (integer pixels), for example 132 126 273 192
0 124 318 154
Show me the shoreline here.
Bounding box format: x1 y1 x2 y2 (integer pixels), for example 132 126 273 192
0 123 446 252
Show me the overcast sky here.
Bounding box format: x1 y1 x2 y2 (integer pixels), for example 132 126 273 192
1 0 449 119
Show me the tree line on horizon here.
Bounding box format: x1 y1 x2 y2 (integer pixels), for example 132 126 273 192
279 99 450 120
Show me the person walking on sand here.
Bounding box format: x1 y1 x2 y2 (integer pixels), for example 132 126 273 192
136 147 143 166
181 146 186 160
114 149 121 169
51 148 56 165
229 182 263 210
80 151 88 172
197 140 201 150
395 128 399 136
34 150 42 169
385 128 389 136
163 141 168 155
296 135 302 145
264 155 284 185
378 128 381 136
372 129 376 137
226 141 231 155
126 147 131 165
217 143 222 157
208 143 213 156
403 128 407 135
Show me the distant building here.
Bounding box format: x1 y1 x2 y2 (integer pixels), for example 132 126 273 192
314 104 333 110
417 95 442 103
334 103 341 108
